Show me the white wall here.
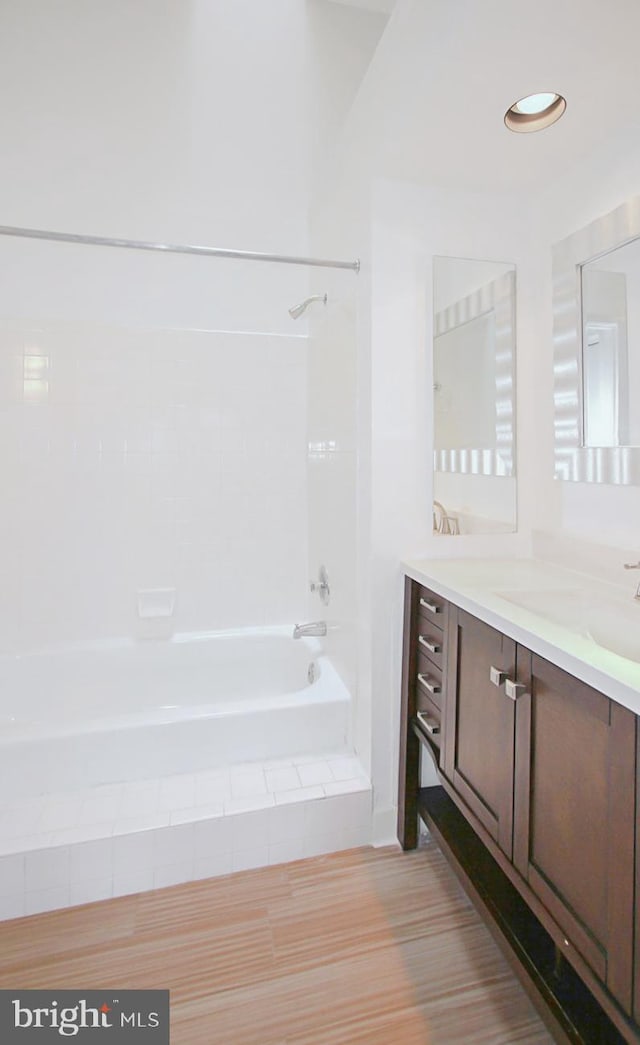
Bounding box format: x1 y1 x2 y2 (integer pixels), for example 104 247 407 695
357 177 533 839
0 0 385 247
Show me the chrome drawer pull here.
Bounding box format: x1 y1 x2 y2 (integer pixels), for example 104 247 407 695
419 597 442 614
417 711 440 735
418 635 441 654
417 672 441 695
489 665 507 687
505 679 526 700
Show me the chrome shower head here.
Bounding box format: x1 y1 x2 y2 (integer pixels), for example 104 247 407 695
288 293 327 320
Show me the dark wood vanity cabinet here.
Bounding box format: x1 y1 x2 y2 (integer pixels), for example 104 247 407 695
442 607 516 859
398 581 447 850
513 651 636 1017
398 576 640 1043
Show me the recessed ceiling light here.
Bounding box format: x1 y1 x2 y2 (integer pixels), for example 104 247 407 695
505 92 566 133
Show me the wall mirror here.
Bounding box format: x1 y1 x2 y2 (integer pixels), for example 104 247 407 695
553 195 640 483
432 256 517 535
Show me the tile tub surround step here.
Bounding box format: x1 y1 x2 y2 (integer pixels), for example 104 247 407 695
0 752 369 855
0 756 371 920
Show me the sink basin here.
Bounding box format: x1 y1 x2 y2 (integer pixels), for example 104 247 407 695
587 611 640 664
494 587 640 665
494 589 589 629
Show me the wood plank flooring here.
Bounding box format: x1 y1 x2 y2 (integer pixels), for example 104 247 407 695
0 838 554 1044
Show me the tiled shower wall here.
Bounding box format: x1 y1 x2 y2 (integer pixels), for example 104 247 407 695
0 245 310 653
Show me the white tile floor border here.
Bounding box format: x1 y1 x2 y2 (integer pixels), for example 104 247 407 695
0 753 372 920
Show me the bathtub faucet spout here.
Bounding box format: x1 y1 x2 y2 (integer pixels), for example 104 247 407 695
293 621 327 639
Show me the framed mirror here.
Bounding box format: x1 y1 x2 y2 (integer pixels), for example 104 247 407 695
433 256 517 535
553 195 640 483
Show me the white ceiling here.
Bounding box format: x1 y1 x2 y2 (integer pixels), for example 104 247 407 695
343 0 640 191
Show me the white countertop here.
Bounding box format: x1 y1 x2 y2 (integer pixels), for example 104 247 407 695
403 556 640 716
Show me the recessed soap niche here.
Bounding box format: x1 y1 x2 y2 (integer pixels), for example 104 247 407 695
136 588 177 639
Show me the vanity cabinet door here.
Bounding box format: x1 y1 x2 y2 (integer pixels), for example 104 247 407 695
513 649 636 1016
442 607 516 859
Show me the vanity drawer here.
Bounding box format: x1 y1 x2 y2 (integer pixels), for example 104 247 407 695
415 627 444 673
415 691 441 748
416 653 443 709
417 585 447 631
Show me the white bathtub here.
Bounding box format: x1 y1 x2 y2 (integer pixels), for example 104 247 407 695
0 627 351 798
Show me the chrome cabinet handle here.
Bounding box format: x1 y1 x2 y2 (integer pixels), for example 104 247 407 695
417 711 440 735
419 597 441 614
505 679 526 700
489 665 507 687
417 673 441 695
418 635 441 654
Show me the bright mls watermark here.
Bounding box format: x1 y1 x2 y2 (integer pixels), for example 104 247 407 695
0 990 169 1042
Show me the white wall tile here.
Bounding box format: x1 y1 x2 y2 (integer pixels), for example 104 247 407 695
326 756 362 781
195 770 231 804
297 762 334 787
265 767 301 793
305 793 370 838
0 854 25 896
224 795 274 816
0 894 25 920
113 813 170 836
303 832 344 859
323 779 368 797
170 803 224 826
153 824 194 868
232 846 269 873
229 770 267 800
0 833 53 857
0 800 43 838
49 824 114 847
268 803 306 844
69 839 114 884
25 886 70 916
342 824 371 849
193 852 233 881
153 862 194 889
25 846 70 892
112 870 155 899
268 839 305 865
3 323 310 650
274 786 324 805
158 776 196 812
193 817 233 860
230 810 270 851
69 877 114 906
121 780 160 816
113 831 155 877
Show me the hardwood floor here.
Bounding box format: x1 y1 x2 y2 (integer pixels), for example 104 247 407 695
0 838 554 1044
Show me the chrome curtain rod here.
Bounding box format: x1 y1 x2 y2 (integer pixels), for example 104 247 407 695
0 224 360 273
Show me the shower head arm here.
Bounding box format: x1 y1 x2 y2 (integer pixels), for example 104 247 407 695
288 293 328 320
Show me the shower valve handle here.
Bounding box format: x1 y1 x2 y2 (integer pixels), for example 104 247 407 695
310 566 330 605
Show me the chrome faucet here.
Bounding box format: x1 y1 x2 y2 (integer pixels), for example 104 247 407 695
293 621 327 639
623 561 640 600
